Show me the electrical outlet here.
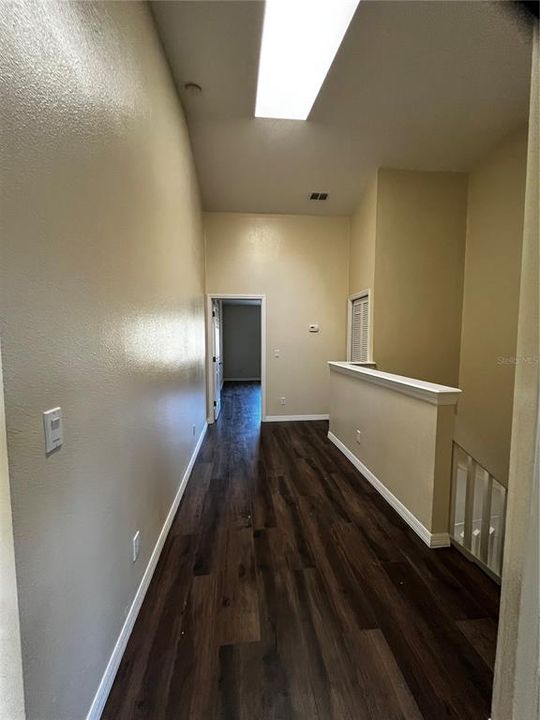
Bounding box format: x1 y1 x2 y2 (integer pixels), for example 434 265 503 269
356 429 362 444
280 397 287 405
132 531 140 563
192 424 196 437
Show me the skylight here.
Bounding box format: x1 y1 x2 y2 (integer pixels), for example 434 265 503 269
255 0 360 121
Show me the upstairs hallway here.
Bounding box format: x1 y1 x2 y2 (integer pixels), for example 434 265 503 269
104 381 500 720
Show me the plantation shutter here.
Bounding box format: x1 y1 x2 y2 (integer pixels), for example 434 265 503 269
351 296 369 362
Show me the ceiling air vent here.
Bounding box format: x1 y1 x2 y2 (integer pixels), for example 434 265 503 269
309 192 329 201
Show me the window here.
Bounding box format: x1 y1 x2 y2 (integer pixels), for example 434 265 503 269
350 293 370 362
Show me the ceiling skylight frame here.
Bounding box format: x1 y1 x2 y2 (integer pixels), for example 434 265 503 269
255 0 361 121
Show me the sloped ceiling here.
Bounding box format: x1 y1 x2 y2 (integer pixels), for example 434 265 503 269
152 0 532 216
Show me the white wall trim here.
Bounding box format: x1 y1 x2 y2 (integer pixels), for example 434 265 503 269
328 361 461 406
263 414 329 422
86 422 208 720
430 532 452 548
327 430 450 549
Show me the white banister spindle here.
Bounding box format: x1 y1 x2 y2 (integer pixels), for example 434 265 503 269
479 470 492 565
463 456 475 551
450 442 507 581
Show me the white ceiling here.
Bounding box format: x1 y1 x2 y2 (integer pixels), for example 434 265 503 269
152 0 532 216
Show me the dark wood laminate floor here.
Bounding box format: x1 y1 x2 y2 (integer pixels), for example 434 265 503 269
104 381 499 720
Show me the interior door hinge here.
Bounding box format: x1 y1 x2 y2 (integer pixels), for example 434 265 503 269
212 311 215 317
213 400 217 407
213 356 216 362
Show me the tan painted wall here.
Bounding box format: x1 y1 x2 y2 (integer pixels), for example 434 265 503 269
455 128 528 485
0 3 206 719
204 213 350 417
493 27 539 720
349 172 378 295
373 169 468 386
328 369 456 534
0 338 25 720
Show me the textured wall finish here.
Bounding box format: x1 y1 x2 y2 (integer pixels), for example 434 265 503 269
349 169 468 386
349 172 378 297
373 169 468 387
0 3 206 719
492 27 539 720
455 128 528 485
204 213 349 417
0 339 25 720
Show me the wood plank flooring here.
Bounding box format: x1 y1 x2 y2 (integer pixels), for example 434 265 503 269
103 381 499 720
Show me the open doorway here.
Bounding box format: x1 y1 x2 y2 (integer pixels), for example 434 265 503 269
206 294 266 423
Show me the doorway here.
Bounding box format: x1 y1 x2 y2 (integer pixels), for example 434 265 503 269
206 294 266 423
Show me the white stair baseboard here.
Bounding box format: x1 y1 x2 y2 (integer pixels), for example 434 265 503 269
86 422 208 720
327 431 450 549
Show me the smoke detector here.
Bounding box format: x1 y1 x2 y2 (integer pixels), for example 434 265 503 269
309 192 328 201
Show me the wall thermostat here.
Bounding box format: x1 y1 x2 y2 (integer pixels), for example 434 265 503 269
309 324 320 333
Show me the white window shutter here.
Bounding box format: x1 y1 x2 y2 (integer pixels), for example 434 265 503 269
351 296 369 362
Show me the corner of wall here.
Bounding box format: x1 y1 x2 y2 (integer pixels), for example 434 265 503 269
0 339 26 720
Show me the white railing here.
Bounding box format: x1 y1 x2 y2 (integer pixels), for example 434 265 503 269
450 443 507 580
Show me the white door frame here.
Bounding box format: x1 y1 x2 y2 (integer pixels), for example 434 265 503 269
210 298 223 420
206 294 266 423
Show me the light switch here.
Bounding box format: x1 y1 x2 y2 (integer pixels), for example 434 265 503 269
309 324 319 333
43 407 63 453
273 349 280 358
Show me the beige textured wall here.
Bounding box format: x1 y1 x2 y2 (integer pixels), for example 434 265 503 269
349 172 378 295
455 128 528 485
373 169 468 386
204 213 349 417
0 339 25 720
0 3 206 720
492 27 539 720
328 369 455 534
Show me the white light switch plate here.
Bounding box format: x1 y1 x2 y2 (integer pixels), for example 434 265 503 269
43 407 63 453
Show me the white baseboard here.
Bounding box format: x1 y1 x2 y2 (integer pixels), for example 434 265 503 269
429 532 451 548
327 431 450 549
263 414 329 422
86 422 208 720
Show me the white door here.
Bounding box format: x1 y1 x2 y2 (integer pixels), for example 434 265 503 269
212 300 222 420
